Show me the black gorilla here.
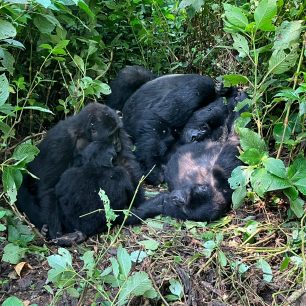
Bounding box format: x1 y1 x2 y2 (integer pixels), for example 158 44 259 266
128 90 247 223
120 72 226 185
17 103 144 244
106 65 155 111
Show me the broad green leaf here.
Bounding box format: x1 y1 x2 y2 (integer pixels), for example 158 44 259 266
2 166 22 204
66 287 80 298
110 257 120 279
218 250 227 267
223 74 249 87
0 224 6 231
0 20 16 39
232 33 249 58
179 0 204 11
294 178 306 195
254 0 277 31
78 0 95 18
2 243 26 264
251 168 270 196
203 240 216 250
0 73 9 106
139 239 160 251
273 21 303 50
2 296 24 306
223 4 248 29
12 142 39 163
238 128 267 152
81 251 95 277
2 39 25 49
256 258 273 282
268 46 299 75
289 197 304 218
118 271 157 305
169 279 183 298
117 246 132 278
239 148 265 165
0 49 15 75
232 186 246 209
8 220 35 245
263 157 286 178
273 122 292 143
33 15 60 34
284 187 298 201
287 158 306 182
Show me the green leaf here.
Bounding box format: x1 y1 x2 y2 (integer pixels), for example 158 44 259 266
232 33 249 58
118 271 157 305
203 240 216 250
273 123 291 143
78 0 95 18
169 279 183 298
12 142 39 163
254 0 277 31
130 250 147 263
0 20 17 39
2 166 22 204
239 148 265 165
284 187 298 201
0 73 9 106
289 197 304 218
179 0 204 11
117 246 132 279
238 128 267 152
66 287 80 298
228 166 248 189
256 258 273 282
218 250 227 267
2 243 26 264
268 45 299 75
81 250 95 277
232 186 247 209
263 158 286 178
33 15 60 34
2 296 24 306
110 257 120 279
74 55 85 73
36 0 52 8
8 220 35 245
273 21 303 50
294 178 306 195
280 256 290 271
223 74 249 87
139 239 160 251
223 4 248 29
16 106 54 114
0 49 15 75
287 158 306 182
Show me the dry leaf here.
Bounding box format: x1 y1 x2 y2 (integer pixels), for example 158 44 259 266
14 261 32 277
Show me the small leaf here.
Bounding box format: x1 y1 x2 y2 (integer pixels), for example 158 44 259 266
218 250 227 267
2 296 24 306
2 243 26 264
256 258 273 282
238 128 267 152
130 250 147 263
0 73 10 106
169 279 183 298
203 240 216 250
223 74 249 87
232 186 247 209
294 178 306 195
239 148 265 165
139 239 160 251
284 187 298 201
254 0 277 31
223 4 248 29
280 256 290 271
289 197 304 218
74 55 85 73
110 257 120 279
263 158 286 178
232 33 249 58
117 246 132 278
228 166 248 189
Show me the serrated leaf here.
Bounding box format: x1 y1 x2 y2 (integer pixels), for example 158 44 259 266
239 148 265 165
263 157 286 178
2 166 22 203
118 271 157 305
273 21 303 50
223 4 248 29
256 258 273 282
289 197 304 218
238 128 267 152
232 33 249 58
232 186 246 209
0 20 16 39
268 46 299 75
169 279 183 298
117 246 131 278
287 158 306 182
223 74 249 87
110 257 120 279
228 166 247 189
0 73 9 106
254 0 277 31
12 142 39 163
81 250 95 277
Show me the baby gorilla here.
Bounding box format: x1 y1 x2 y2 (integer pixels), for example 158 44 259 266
54 140 144 245
17 103 144 244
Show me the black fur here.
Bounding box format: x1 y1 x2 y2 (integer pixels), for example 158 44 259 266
16 103 144 243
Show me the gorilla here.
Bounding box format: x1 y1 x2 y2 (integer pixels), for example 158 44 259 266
106 65 156 111
108 66 229 185
16 103 144 244
127 90 247 223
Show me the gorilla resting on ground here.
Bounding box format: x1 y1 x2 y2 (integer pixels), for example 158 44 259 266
17 103 144 244
110 66 229 185
128 90 247 223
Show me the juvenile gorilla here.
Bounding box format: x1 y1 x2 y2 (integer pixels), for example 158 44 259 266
128 91 247 222
17 103 144 243
121 73 225 185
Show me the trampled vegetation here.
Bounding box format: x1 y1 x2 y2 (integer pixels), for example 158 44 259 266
0 0 305 305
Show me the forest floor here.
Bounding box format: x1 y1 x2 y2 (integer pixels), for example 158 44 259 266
0 186 305 306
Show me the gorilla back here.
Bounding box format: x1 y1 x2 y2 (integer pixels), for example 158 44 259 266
122 74 219 185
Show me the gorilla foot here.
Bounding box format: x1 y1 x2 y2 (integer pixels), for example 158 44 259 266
51 231 87 247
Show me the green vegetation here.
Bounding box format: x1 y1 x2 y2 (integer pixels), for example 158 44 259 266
0 0 305 304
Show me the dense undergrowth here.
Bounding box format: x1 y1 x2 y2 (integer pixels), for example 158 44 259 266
0 0 305 305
